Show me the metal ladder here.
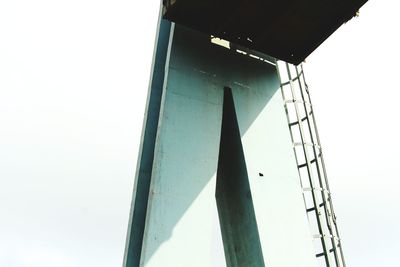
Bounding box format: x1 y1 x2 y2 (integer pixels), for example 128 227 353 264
276 62 346 267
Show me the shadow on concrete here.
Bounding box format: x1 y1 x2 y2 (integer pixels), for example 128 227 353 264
216 87 265 267
125 22 281 266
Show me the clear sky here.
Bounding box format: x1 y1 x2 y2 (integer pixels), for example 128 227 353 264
0 1 398 266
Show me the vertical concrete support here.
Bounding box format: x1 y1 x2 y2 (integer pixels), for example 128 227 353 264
123 17 171 267
125 22 317 267
123 19 171 267
138 23 225 267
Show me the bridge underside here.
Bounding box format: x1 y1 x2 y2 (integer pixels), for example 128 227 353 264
163 0 368 64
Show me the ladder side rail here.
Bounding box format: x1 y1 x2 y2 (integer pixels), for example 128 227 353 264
278 62 332 266
276 64 310 217
299 65 347 266
285 63 333 267
294 65 342 267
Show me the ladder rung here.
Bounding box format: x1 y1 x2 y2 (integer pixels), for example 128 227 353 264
312 234 340 241
289 111 313 126
294 142 320 148
303 187 330 193
297 157 318 168
315 248 335 258
284 99 312 106
280 70 304 86
306 202 326 212
297 152 321 168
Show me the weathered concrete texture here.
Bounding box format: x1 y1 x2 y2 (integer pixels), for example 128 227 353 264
126 22 317 267
123 17 172 267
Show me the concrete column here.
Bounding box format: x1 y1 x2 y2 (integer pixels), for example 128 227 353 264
125 22 317 267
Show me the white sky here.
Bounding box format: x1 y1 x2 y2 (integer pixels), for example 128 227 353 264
0 1 399 266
